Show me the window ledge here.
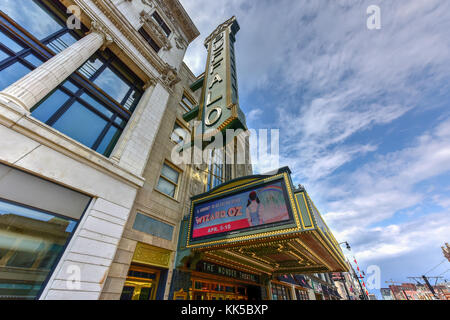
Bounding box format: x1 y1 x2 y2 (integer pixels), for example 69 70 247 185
153 188 181 203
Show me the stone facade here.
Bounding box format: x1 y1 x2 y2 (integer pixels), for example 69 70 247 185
0 0 205 300
99 62 201 300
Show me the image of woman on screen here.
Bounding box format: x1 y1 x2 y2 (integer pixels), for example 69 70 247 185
246 191 265 226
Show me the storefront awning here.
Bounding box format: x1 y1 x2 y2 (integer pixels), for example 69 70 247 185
176 167 349 278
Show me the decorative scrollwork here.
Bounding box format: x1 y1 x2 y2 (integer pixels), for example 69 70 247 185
140 10 172 51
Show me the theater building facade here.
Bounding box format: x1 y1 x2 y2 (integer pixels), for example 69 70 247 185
0 0 347 300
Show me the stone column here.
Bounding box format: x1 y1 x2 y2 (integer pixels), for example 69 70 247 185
109 81 170 176
0 21 112 112
110 80 156 164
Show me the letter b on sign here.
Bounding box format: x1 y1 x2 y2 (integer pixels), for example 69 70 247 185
367 5 381 30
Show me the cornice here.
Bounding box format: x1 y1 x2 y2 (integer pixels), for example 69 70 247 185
85 0 179 91
139 10 172 51
152 0 199 43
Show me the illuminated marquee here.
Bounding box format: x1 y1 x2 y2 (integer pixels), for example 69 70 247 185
189 177 295 242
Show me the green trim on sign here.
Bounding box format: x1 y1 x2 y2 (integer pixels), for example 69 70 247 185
182 105 199 122
190 77 204 92
295 193 313 228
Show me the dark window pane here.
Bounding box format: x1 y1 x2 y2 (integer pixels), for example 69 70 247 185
46 32 77 54
0 30 24 53
6 240 43 268
156 178 176 197
31 89 70 123
138 28 160 53
139 287 152 300
114 117 125 127
1 0 64 40
0 199 77 300
38 244 63 270
96 126 120 156
23 53 44 68
53 101 108 148
182 95 194 109
0 61 31 91
78 56 104 79
93 67 131 104
161 164 179 183
62 80 79 93
0 50 8 63
0 236 15 260
152 12 171 37
171 123 188 144
120 286 135 300
79 93 114 119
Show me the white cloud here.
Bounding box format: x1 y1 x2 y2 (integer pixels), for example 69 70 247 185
319 118 450 262
247 108 263 122
335 211 450 262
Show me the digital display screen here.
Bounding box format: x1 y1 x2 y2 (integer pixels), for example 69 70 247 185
191 179 293 239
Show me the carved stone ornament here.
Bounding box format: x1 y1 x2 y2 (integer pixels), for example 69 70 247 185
140 10 172 51
174 36 187 50
151 0 199 43
160 63 180 88
141 0 154 8
89 20 113 50
143 77 158 89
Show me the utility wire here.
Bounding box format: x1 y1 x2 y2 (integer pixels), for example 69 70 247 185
424 259 446 276
438 269 450 277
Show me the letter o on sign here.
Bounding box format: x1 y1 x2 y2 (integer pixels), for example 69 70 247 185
205 107 222 126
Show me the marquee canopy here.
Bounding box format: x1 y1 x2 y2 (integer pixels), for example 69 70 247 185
177 167 349 278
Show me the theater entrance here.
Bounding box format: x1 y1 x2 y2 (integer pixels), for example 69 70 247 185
120 265 161 300
192 278 249 300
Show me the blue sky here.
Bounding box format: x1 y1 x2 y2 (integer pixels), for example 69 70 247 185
180 0 450 297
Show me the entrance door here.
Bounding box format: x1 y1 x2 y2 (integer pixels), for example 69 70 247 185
210 293 226 300
191 279 249 300
121 280 154 300
120 265 160 300
193 292 208 300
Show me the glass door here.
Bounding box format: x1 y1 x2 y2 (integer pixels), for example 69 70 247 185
191 279 249 300
120 265 160 300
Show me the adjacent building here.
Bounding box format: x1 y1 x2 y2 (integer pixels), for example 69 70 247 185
386 282 450 300
380 288 394 300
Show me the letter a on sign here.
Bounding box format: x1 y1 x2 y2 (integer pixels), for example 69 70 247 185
367 5 381 30
209 74 222 89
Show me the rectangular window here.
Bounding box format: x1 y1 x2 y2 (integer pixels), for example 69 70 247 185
0 200 77 300
138 28 161 53
271 283 292 300
171 121 189 144
0 164 90 300
207 149 224 192
180 93 195 112
151 11 171 37
296 288 309 300
1 1 144 157
156 162 181 199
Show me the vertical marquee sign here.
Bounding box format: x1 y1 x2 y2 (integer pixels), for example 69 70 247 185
198 16 247 137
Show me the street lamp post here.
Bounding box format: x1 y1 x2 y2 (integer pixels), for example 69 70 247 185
339 241 369 300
